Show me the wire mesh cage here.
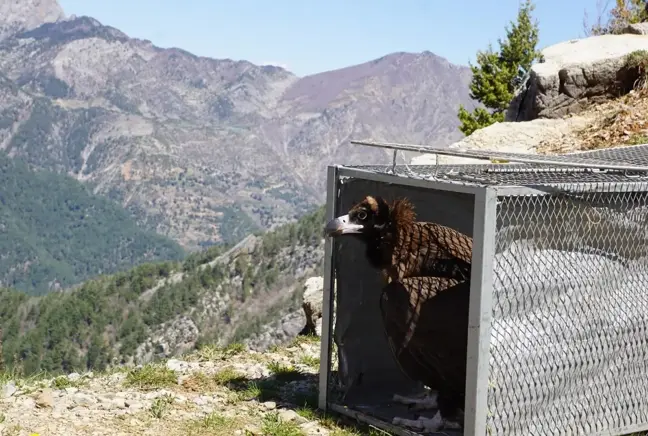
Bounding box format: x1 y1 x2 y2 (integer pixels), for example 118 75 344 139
318 151 648 436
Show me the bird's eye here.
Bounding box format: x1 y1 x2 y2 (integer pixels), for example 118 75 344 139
357 210 367 221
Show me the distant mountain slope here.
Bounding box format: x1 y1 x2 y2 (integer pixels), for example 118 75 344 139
0 0 64 40
0 152 185 295
0 206 325 375
0 0 477 250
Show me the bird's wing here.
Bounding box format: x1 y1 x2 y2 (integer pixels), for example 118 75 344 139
392 222 473 280
379 277 471 390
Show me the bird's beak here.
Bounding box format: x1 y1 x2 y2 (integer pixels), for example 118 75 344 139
324 214 364 237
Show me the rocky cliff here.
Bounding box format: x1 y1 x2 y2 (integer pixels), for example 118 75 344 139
0 0 477 250
412 31 648 166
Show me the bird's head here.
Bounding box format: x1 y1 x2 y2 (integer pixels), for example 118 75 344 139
324 195 415 238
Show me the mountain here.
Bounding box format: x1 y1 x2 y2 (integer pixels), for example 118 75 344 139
0 0 476 250
0 0 64 40
0 206 325 376
0 152 185 295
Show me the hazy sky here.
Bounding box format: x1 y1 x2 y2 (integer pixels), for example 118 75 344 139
58 0 606 76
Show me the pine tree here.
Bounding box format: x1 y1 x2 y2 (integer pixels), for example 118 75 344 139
458 0 543 136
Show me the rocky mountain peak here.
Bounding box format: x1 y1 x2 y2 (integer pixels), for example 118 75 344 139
0 0 65 40
18 14 129 43
0 3 476 250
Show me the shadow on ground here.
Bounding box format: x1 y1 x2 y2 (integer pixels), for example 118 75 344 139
215 366 388 435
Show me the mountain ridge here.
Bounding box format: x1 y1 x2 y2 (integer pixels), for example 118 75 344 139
0 0 477 250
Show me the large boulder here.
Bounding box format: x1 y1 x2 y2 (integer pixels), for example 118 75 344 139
301 276 325 336
507 34 648 122
242 276 328 351
243 309 307 352
410 114 594 166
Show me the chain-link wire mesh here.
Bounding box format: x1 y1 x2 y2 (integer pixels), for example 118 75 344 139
327 161 648 435
488 181 648 436
566 143 648 165
346 164 648 188
350 140 648 171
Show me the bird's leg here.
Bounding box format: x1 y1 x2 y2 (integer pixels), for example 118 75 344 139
392 390 438 410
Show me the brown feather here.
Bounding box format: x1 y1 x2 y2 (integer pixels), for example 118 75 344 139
376 197 472 418
379 277 470 417
384 220 473 283
325 195 473 419
390 198 417 229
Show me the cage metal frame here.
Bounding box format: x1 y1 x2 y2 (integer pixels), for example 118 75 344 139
318 164 497 436
317 161 648 436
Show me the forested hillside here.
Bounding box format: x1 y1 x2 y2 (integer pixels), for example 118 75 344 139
0 206 325 376
0 152 185 295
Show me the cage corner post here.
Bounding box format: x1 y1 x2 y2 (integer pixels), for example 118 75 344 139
318 165 341 412
463 186 498 436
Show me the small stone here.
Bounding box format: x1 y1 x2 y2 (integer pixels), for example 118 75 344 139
177 374 192 386
243 425 262 435
193 396 209 406
100 399 126 410
67 372 81 382
166 359 185 372
19 397 36 409
70 392 97 408
125 400 144 410
279 409 306 423
1 381 17 398
263 401 277 410
109 373 126 384
35 388 54 409
300 421 326 433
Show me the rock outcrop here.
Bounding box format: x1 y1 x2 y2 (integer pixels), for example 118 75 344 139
507 33 648 122
242 306 308 352
244 276 326 352
412 32 648 166
301 276 325 336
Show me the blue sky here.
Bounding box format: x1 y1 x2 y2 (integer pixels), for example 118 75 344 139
58 0 606 76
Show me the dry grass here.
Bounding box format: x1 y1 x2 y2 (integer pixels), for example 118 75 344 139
576 90 648 150
123 364 178 390
535 89 648 156
185 412 247 436
534 50 648 156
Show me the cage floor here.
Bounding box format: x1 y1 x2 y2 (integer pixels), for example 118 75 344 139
336 390 463 436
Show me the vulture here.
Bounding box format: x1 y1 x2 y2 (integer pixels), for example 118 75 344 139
324 195 472 433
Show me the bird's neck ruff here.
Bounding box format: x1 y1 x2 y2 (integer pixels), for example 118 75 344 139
365 198 417 272
389 198 416 229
